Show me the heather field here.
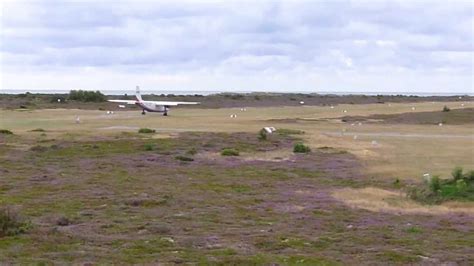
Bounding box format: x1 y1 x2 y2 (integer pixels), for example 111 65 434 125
0 100 473 264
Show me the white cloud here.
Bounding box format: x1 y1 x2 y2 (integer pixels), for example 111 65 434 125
0 0 472 93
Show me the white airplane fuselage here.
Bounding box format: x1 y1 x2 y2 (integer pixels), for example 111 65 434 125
137 101 169 113
108 86 199 116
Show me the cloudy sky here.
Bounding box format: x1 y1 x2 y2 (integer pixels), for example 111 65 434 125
1 0 473 93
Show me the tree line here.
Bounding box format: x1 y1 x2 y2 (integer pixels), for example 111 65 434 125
68 90 106 102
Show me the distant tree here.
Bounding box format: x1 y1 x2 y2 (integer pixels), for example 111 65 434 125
68 90 106 102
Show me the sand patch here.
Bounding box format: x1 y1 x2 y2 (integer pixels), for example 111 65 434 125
332 187 474 215
242 149 293 162
196 149 293 162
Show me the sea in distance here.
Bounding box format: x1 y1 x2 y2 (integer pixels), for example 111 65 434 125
1 89 472 97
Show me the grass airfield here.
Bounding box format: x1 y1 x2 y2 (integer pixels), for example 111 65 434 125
1 101 473 264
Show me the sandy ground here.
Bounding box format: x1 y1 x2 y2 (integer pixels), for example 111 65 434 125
332 187 474 215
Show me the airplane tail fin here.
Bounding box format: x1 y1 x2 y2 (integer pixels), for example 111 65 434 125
135 86 143 101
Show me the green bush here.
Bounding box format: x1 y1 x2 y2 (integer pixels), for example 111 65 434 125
0 208 29 237
30 128 45 132
409 167 474 204
258 129 267 141
393 178 401 189
144 143 154 151
68 90 106 102
464 170 474 181
221 148 239 156
442 105 450 112
276 128 305 135
0 129 13 135
407 186 442 205
175 155 194 162
452 166 463 181
293 143 311 153
429 175 441 192
138 128 156 134
456 179 467 191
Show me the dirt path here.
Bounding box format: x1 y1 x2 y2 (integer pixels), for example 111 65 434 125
323 131 474 139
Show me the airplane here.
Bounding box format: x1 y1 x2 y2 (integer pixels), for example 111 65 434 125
108 86 200 116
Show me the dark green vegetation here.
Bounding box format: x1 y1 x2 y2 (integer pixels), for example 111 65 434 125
0 91 471 110
276 128 305 136
0 132 472 264
175 155 194 162
443 105 451 112
293 143 311 153
409 167 474 204
258 128 268 141
341 107 474 125
221 148 240 156
138 128 156 134
0 129 13 135
0 208 30 237
29 128 46 132
68 90 106 102
144 143 155 151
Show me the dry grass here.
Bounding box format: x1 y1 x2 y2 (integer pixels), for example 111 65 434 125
332 187 474 215
1 101 473 181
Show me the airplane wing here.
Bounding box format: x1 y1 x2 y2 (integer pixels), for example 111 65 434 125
108 99 137 105
141 100 200 106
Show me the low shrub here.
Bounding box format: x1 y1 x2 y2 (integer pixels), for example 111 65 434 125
0 207 29 237
138 128 156 134
56 216 72 226
408 167 474 204
456 179 467 191
144 143 154 151
452 166 463 181
393 178 401 189
30 128 45 132
465 170 474 181
50 144 60 150
429 175 441 192
175 155 194 162
0 129 13 135
442 105 450 112
221 148 239 156
407 186 442 204
276 128 305 135
258 129 268 141
293 143 311 153
68 90 106 102
30 145 48 152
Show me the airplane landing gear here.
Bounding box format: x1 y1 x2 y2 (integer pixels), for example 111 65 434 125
141 110 146 115
163 111 168 116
